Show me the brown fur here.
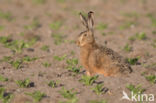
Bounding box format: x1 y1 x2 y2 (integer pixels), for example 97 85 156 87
77 11 132 76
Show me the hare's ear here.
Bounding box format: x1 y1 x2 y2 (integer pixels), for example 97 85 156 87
79 12 88 29
87 11 94 30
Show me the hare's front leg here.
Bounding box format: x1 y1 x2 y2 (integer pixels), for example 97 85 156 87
86 69 95 76
86 71 91 76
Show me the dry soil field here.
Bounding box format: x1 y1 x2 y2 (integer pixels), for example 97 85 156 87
0 0 156 103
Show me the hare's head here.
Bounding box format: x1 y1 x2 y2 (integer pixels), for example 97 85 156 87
76 11 95 47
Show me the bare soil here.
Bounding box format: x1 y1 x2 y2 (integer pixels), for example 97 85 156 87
0 0 156 103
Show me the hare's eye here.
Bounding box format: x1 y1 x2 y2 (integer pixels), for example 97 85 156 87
84 34 87 37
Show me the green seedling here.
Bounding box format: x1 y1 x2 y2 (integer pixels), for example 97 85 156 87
51 33 65 45
42 62 51 68
25 91 46 102
59 98 78 103
11 56 37 69
66 58 78 66
0 36 37 53
145 75 156 84
96 23 108 30
40 45 49 51
129 32 147 42
24 18 40 30
152 31 156 35
49 21 62 30
126 84 145 101
59 88 77 99
70 51 75 55
1 56 37 69
18 32 25 36
22 56 38 62
123 44 132 52
80 75 98 86
92 84 104 95
0 87 13 103
53 54 66 61
151 39 156 48
66 58 81 74
16 78 32 88
147 13 156 27
56 0 65 3
0 36 11 44
126 84 145 94
122 12 139 18
48 80 59 88
89 99 107 103
10 60 22 69
126 57 139 65
0 56 12 62
0 75 8 82
144 63 156 69
59 88 78 103
0 25 4 31
0 11 13 21
32 0 46 4
120 21 136 30
135 32 147 40
128 36 136 42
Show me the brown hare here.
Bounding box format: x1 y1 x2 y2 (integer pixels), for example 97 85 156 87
76 11 132 77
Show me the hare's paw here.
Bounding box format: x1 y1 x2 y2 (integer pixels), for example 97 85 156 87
86 71 91 76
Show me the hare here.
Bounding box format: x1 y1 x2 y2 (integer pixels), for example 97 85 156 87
76 11 132 76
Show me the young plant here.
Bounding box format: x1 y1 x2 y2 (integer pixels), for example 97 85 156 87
48 80 58 88
120 21 136 30
96 23 108 31
22 56 38 62
10 60 22 69
92 84 104 95
0 75 8 82
126 84 145 95
135 32 147 40
49 21 62 30
59 88 78 103
25 91 46 102
51 33 65 45
32 0 46 4
0 25 4 31
16 78 32 88
126 84 146 102
151 39 156 48
0 56 12 62
126 57 139 65
89 99 107 103
40 45 49 51
53 54 66 61
0 11 13 21
1 55 37 69
56 0 65 4
0 36 37 53
147 13 156 27
80 75 98 86
0 87 13 103
24 18 40 30
122 11 139 18
123 44 132 52
42 62 51 68
145 75 156 84
66 58 81 74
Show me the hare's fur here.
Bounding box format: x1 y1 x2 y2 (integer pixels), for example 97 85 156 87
77 11 132 76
